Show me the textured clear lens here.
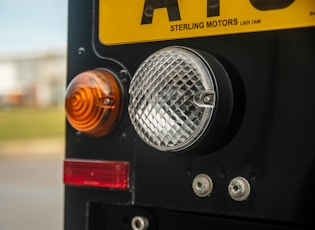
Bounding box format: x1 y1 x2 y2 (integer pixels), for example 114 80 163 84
128 47 216 152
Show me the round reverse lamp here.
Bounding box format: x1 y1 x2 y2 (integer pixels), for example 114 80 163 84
128 46 220 152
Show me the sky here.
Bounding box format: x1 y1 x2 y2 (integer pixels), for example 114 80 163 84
0 0 67 55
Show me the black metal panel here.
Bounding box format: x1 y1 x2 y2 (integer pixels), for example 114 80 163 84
131 28 315 225
65 0 315 229
87 203 309 230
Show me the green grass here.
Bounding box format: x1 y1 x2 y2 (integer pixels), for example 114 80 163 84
0 106 65 141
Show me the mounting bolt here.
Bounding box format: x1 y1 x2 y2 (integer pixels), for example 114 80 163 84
192 174 213 197
131 216 149 230
77 47 85 56
228 176 251 201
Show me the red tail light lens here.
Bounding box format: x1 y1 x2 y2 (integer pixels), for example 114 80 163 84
63 159 130 189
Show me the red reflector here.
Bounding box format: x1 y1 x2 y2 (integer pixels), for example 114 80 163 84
64 159 129 189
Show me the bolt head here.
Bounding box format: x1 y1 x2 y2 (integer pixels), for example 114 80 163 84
192 174 213 197
228 177 250 201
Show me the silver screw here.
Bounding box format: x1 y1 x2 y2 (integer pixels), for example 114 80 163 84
104 98 112 106
131 216 149 230
228 177 251 201
77 47 85 56
203 95 211 103
144 7 154 17
192 174 213 197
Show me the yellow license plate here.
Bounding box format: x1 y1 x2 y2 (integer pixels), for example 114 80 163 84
99 0 315 45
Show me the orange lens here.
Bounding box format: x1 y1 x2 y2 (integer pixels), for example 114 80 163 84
65 70 122 136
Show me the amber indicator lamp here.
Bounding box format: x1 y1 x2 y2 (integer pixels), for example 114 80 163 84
65 70 122 136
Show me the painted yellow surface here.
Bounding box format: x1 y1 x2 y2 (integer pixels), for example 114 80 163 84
99 0 315 45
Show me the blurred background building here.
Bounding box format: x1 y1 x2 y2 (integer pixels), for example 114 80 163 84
0 50 66 107
0 0 67 108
